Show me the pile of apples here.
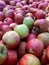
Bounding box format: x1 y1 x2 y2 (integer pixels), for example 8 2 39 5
0 0 49 65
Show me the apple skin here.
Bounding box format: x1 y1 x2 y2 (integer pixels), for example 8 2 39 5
1 25 12 34
38 32 49 47
17 41 26 57
9 0 16 6
0 25 11 40
3 50 17 65
0 1 6 11
0 12 5 21
38 2 47 10
16 2 23 8
41 49 49 65
35 10 46 19
2 31 20 48
23 17 34 29
5 9 14 18
14 13 24 24
34 19 48 32
9 23 17 30
20 54 41 65
46 46 49 60
27 33 36 41
0 43 7 65
26 39 44 57
4 17 13 25
15 8 25 16
25 12 34 18
21 1 26 5
14 24 29 39
21 5 30 14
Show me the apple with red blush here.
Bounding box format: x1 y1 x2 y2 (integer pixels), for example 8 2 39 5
4 17 13 25
3 49 17 65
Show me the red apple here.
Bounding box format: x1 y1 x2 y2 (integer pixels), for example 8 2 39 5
16 2 23 8
34 19 49 32
3 50 17 65
1 25 12 34
41 49 48 65
4 17 13 25
0 25 11 39
20 54 41 65
0 1 6 11
21 5 30 14
14 13 24 24
21 1 26 5
2 31 20 48
26 39 44 57
38 2 47 10
27 33 36 41
35 10 46 19
0 21 3 26
46 46 49 59
5 9 14 18
0 12 5 21
9 0 16 6
18 41 26 57
9 23 17 30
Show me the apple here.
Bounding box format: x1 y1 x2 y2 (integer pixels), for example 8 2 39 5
14 12 24 24
9 0 16 6
0 43 7 65
41 49 48 65
0 25 11 39
0 1 6 11
3 50 17 65
5 9 14 18
21 1 26 5
35 10 46 19
23 17 34 29
0 12 5 21
0 21 3 26
34 19 49 32
25 12 34 18
38 2 47 10
38 32 49 47
17 41 26 57
45 5 49 13
27 33 36 41
4 17 13 25
15 8 25 16
21 5 30 14
1 25 12 34
14 24 29 38
30 8 38 15
46 46 49 59
20 54 41 65
2 31 20 48
26 39 44 57
9 23 17 30
16 2 23 8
